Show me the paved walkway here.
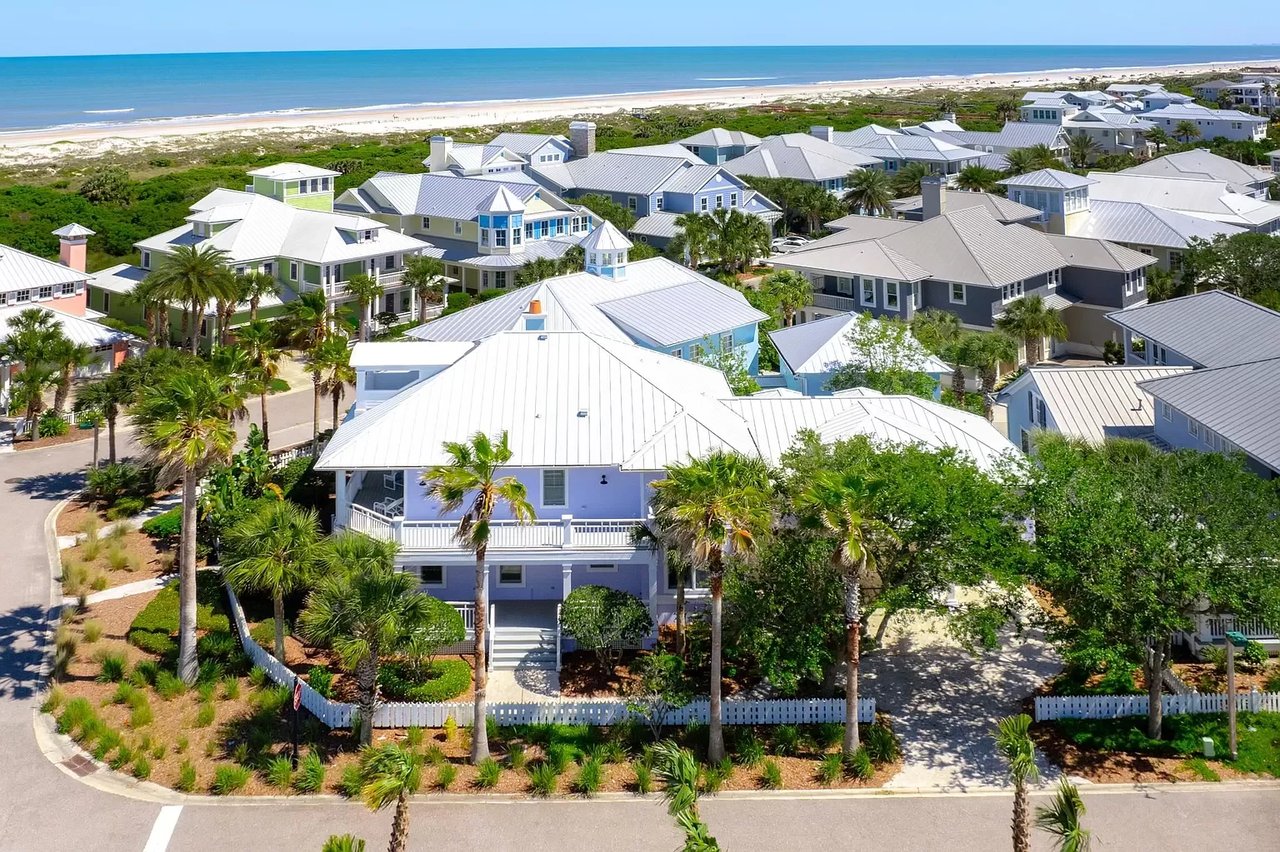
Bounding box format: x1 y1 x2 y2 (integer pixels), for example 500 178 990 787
487 666 561 701
864 600 1063 791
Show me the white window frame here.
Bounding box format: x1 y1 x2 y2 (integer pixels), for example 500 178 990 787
37 285 54 301
415 565 446 588
1160 400 1172 421
700 197 709 212
884 280 900 311
1047 268 1060 290
289 261 299 281
627 196 638 212
836 276 854 296
141 250 151 269
541 469 567 508
454 221 463 236
497 565 525 587
421 216 430 230
719 332 733 351
860 278 876 307
729 192 738 208
949 282 966 304
1188 418 1201 440
667 562 709 592
59 281 76 297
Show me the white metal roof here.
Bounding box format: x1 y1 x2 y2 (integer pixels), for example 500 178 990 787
533 152 691 195
478 184 526 214
1085 172 1280 228
51 223 95 239
0 305 134 348
723 134 881 182
580 221 632 253
1042 234 1157 272
679 128 762 148
1123 150 1274 192
1074 200 1245 248
0 243 89 293
247 163 341 181
1002 365 1191 443
768 312 950 376
348 340 476 369
337 172 559 220
885 190 1042 224
998 169 1097 190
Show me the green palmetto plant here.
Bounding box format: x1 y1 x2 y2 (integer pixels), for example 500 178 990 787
130 273 170 346
842 168 894 216
299 533 432 746
1067 134 1102 169
796 471 894 755
911 308 970 401
892 163 933 198
1003 145 1061 177
149 244 236 353
283 289 331 351
223 501 324 661
653 740 719 851
422 431 535 764
235 318 288 449
401 254 446 321
955 165 1003 193
1174 120 1200 143
1143 127 1171 153
1035 777 1093 852
995 97 1021 122
344 274 384 343
705 207 772 274
761 269 813 327
515 256 559 287
993 714 1039 852
358 743 423 852
131 365 241 684
650 451 773 764
967 331 1019 420
237 270 279 322
49 337 94 414
11 366 57 439
995 294 1068 366
671 212 715 269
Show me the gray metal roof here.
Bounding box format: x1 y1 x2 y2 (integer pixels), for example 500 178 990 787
679 128 762 148
1143 104 1268 123
1085 172 1280 228
630 212 683 240
339 172 546 219
1138 358 1280 471
998 169 1097 190
723 134 880 182
532 152 689 195
770 238 932 282
835 131 985 164
888 190 1042 224
1003 364 1192 442
596 281 768 346
1043 234 1157 272
487 132 568 156
1107 290 1280 368
768 312 949 376
944 122 1069 151
1074 199 1245 249
419 234 582 268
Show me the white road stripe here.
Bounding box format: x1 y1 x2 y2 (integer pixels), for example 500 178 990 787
142 805 183 852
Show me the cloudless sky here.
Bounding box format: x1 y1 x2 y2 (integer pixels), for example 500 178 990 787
7 1 1277 57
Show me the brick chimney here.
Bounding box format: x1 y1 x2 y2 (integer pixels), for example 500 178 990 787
52 223 94 272
569 121 596 159
428 136 453 174
810 126 834 143
921 176 947 221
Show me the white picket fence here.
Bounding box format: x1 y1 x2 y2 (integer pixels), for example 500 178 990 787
223 581 875 730
1034 690 1280 721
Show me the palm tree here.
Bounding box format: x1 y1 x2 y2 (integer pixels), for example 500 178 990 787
653 740 719 851
954 165 1002 193
1144 127 1171 153
283 290 331 350
11 366 57 439
993 714 1039 852
401 254 446 321
515 256 559 287
1067 134 1101 169
892 162 933 198
795 181 845 232
911 309 968 399
761 269 812 327
937 94 960 117
650 451 772 764
73 372 130 464
306 333 353 440
130 273 170 346
344 274 384 343
842 168 894 217
1004 145 1060 176
132 365 241 684
555 245 585 275
358 743 422 852
1 308 65 435
231 319 286 448
150 244 236 353
238 270 279 322
223 501 323 661
995 294 1068 366
421 431 535 764
995 97 1021 123
671 212 715 268
968 331 1019 420
796 471 893 754
299 532 432 746
1036 778 1093 852
1174 119 1200 144
706 207 771 274
47 336 93 415
1025 144 1063 170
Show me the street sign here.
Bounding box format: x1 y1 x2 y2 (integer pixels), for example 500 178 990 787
1225 630 1248 647
292 678 303 711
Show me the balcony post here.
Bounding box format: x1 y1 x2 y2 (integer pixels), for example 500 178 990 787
562 513 573 547
390 516 403 543
334 471 350 527
562 563 573 601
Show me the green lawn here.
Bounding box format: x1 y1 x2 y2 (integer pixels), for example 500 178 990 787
1055 713 1280 777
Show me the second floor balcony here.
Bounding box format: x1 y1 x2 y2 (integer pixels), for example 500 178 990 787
345 503 645 553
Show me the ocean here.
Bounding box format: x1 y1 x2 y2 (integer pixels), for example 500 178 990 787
1 45 1278 133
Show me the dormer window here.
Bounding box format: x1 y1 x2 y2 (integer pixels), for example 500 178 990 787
480 229 490 247
363 229 376 242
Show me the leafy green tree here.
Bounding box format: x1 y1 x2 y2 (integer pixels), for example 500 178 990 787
670 212 714 268
1004 146 1060 176
422 431 535 763
995 97 1021 122
401 254 446 321
825 313 939 398
993 714 1038 852
344 274 384 343
995 294 1068 366
1182 232 1280 308
300 532 433 745
761 269 812 327
910 307 967 395
706 207 772 273
78 165 134 205
693 344 760 396
357 742 422 852
1036 778 1093 852
955 165 1003 193
1174 119 1201 143
223 500 324 661
650 452 773 764
937 94 960 116
842 168 894 216
577 194 637 232
736 285 781 371
132 364 242 683
624 652 693 740
966 331 1019 419
560 585 654 668
1028 436 1280 738
283 290 331 350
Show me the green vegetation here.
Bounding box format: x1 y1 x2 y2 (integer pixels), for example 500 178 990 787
127 572 230 657
1054 713 1280 777
559 585 654 667
377 659 471 703
211 764 252 795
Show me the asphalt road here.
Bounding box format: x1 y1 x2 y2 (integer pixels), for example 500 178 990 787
2 387 1279 851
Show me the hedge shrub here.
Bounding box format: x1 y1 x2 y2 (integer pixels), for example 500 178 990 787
378 659 471 703
140 507 182 544
127 573 230 657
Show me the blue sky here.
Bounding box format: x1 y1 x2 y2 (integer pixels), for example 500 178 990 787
8 1 1275 57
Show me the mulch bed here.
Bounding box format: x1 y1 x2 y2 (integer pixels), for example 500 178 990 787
1030 721 1249 784
1171 662 1277 694
14 428 95 451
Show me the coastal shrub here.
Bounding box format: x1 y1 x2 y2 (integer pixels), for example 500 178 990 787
266 755 294 790
129 698 154 729
176 736 189 754
423 745 445 766
506 743 527 771
92 728 122 762
53 625 77 679
221 676 241 700
760 758 783 790
307 665 334 699
56 698 94 736
294 751 326 793
475 757 502 789
559 585 653 667
731 732 765 768
154 670 187 700
197 681 217 703
377 659 470 703
1240 640 1269 671
131 754 152 780
404 725 424 749
863 725 901 765
95 650 127 683
772 724 801 756
79 165 134 206
140 508 182 544
807 722 844 751
128 574 229 656
632 760 653 794
700 757 733 794
110 744 134 771
130 659 160 687
528 763 558 797
110 682 139 706
248 666 269 689
572 758 603 796
845 747 874 781
106 497 147 521
85 463 151 509
192 701 216 728
37 410 69 438
339 765 363 798
322 837 367 852
817 752 843 786
212 764 251 795
176 760 198 792
41 685 65 714
151 742 167 760
82 620 103 643
544 743 577 775
434 763 457 790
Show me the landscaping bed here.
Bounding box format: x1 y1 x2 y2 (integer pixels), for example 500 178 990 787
1172 660 1280 695
60 524 175 594
1033 713 1280 784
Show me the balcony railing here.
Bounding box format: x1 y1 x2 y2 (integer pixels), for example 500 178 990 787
1202 615 1275 641
812 292 859 312
348 504 644 551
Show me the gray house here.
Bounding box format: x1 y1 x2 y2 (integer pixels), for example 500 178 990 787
678 128 762 165
722 133 882 194
771 178 1154 358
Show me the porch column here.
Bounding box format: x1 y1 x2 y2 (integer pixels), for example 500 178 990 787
561 514 574 547
561 563 573 600
647 550 660 635
334 470 349 527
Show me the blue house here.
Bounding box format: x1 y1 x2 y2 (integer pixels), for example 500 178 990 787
406 223 768 373
678 128 762 165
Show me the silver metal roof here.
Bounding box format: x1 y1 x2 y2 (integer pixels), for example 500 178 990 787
487 132 568 157
1043 234 1157 272
1139 358 1280 471
0 243 89 292
1108 290 1280 368
0 305 134 348
679 128 762 148
1074 200 1245 249
723 134 880 182
1123 150 1278 190
998 169 1097 190
887 190 1042 224
768 312 949 376
595 281 767 346
630 212 683 240
532 152 689 195
1002 364 1191 442
340 172 547 219
1085 172 1280 228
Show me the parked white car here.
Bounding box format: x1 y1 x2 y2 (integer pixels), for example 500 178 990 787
771 236 810 253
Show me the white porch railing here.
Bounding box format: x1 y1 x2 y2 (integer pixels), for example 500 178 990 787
1203 615 1274 641
451 602 475 633
347 504 642 551
812 292 859 312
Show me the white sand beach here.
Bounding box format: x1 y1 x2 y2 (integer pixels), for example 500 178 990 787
2 57 1276 168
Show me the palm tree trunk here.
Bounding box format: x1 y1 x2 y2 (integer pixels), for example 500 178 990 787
842 559 864 756
331 389 341 430
250 297 260 323
1012 777 1030 852
260 390 270 451
389 789 411 852
54 368 72 414
90 423 100 469
177 473 200 685
106 412 118 464
982 365 997 421
707 559 726 765
355 652 377 746
675 575 687 658
179 306 191 350
189 301 201 355
471 548 490 763
311 375 321 454
272 590 287 662
951 365 966 401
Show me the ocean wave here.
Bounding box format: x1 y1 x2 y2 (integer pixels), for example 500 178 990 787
83 108 135 114
695 76 780 82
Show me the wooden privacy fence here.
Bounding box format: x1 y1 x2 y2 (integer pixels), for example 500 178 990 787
224 581 874 730
1034 691 1280 721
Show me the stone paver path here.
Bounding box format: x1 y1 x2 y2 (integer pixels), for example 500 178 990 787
863 599 1063 791
487 665 560 702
